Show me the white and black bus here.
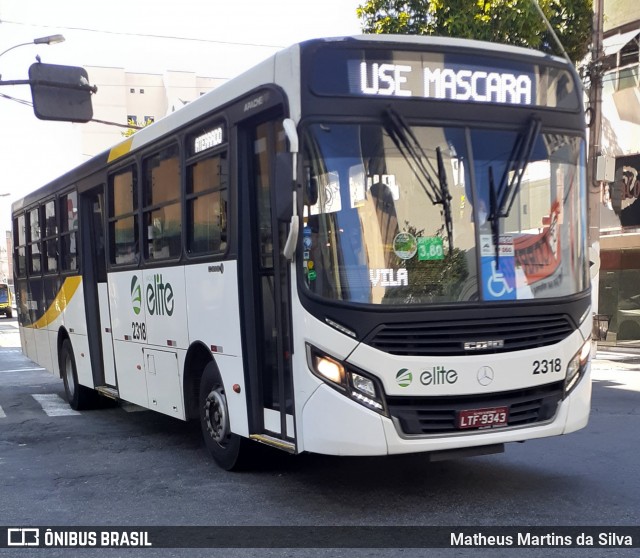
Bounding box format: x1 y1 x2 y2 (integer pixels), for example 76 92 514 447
12 35 592 469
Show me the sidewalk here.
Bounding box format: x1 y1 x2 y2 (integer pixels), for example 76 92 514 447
0 320 20 348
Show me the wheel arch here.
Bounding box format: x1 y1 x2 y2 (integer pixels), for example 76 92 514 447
183 341 215 420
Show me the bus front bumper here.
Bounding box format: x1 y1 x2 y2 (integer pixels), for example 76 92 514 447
299 365 591 457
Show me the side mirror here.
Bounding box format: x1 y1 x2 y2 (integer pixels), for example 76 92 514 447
29 62 95 123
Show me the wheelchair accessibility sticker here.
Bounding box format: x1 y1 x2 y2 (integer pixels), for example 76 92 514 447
480 235 516 301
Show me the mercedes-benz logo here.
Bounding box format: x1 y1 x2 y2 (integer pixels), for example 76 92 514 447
477 366 494 386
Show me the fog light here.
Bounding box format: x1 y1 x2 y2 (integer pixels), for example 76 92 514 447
351 390 384 411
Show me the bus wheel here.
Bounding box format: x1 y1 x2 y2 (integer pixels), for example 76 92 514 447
199 362 252 471
60 339 97 410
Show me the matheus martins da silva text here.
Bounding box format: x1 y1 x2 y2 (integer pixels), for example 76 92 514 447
450 531 634 547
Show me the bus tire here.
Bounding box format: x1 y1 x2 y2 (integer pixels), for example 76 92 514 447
199 362 253 471
60 339 98 410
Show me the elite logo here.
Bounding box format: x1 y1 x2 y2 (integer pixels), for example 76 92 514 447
395 366 459 387
396 369 413 387
130 276 142 315
130 274 175 317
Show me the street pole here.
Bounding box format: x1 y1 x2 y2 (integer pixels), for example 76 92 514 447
587 0 604 319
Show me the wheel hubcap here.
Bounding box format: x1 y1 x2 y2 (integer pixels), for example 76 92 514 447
205 388 229 445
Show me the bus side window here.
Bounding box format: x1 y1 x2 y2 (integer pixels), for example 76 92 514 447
59 192 79 271
108 166 139 266
186 153 228 255
43 199 58 273
143 144 181 261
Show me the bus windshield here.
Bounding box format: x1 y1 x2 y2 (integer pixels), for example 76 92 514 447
0 284 8 303
301 121 588 305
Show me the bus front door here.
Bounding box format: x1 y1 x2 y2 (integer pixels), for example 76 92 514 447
80 186 117 392
240 116 295 451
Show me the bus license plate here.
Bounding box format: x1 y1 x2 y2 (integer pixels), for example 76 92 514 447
457 406 509 429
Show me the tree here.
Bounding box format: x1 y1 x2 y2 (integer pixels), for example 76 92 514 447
121 117 154 138
357 0 592 64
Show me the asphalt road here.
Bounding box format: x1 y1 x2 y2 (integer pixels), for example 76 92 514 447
1 316 639 558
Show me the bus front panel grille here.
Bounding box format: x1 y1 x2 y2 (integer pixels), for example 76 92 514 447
365 315 574 356
386 382 564 436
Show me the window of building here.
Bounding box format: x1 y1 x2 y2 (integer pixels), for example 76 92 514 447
186 153 228 254
108 166 139 265
143 144 181 260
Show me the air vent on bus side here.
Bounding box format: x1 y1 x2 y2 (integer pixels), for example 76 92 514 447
364 314 574 356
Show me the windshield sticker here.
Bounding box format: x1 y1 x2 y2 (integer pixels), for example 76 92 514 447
480 236 516 300
393 232 418 260
370 268 408 287
310 171 342 215
418 236 444 261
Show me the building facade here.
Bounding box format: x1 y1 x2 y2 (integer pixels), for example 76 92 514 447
598 0 640 346
82 67 224 157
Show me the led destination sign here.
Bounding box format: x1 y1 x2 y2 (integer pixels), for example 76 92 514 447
193 124 225 154
359 62 532 105
310 48 579 109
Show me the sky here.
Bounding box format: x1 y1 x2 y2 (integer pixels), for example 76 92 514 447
0 0 364 233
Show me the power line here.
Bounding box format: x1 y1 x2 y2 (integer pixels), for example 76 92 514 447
1 19 285 50
0 91 141 129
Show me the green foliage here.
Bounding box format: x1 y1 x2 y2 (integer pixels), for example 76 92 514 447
385 222 469 303
121 117 154 138
357 0 592 64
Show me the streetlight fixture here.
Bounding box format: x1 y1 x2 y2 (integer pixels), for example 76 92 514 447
0 34 66 60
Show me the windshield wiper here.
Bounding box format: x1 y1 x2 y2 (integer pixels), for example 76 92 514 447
493 117 541 220
487 117 541 265
488 166 500 263
383 107 454 252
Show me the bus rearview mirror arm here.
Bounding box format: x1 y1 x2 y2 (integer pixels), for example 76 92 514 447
282 118 299 261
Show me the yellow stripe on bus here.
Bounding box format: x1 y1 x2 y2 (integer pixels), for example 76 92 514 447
31 276 82 329
107 137 134 162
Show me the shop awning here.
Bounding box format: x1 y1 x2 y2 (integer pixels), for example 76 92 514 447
603 29 640 57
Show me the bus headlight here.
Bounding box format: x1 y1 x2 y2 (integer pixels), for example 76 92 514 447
306 344 387 415
314 354 345 386
565 339 591 395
